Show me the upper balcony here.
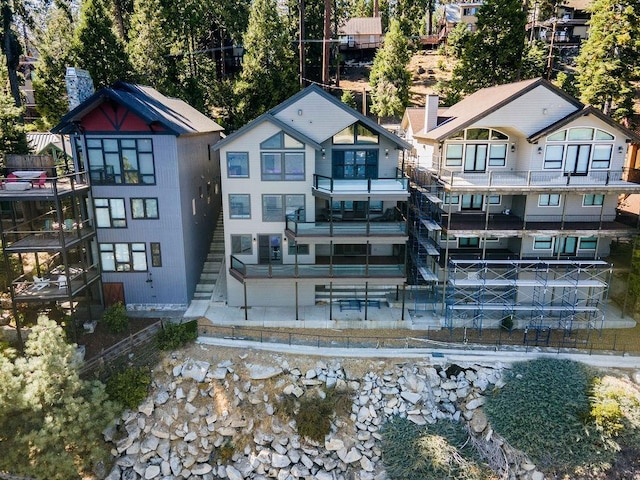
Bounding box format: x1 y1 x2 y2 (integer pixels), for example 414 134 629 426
312 170 409 200
285 216 407 242
0 170 90 200
441 212 637 237
433 168 640 193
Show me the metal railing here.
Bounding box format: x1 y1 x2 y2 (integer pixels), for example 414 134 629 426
313 171 409 195
285 217 407 237
229 255 406 279
434 168 640 188
197 324 640 356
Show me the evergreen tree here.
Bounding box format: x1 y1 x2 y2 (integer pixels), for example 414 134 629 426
369 19 410 118
450 0 527 94
233 0 298 128
0 317 119 479
70 0 133 88
32 6 75 127
575 0 640 125
341 89 357 109
127 0 171 92
520 40 547 79
0 65 29 155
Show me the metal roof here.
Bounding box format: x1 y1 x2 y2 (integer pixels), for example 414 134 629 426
26 132 71 155
52 82 223 136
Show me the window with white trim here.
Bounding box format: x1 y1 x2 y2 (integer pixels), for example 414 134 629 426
262 194 305 222
533 237 552 250
231 235 253 254
538 194 560 207
583 194 604 206
543 127 615 174
579 237 597 250
444 128 509 169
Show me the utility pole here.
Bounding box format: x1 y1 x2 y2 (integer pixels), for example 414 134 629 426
322 0 331 86
299 0 305 87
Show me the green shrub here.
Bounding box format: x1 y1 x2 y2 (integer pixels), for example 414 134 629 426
216 442 235 464
279 387 353 443
381 416 493 480
106 366 152 410
103 302 128 334
500 315 513 331
156 320 198 350
484 358 615 476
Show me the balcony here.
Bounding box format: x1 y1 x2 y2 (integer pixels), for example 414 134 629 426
2 216 96 252
0 170 90 199
229 255 405 281
312 171 409 199
286 217 407 239
434 168 640 192
441 212 637 236
12 263 101 302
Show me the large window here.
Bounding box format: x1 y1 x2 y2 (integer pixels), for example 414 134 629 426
100 243 147 271
332 150 378 179
261 152 305 181
332 123 379 144
87 138 155 184
260 132 305 181
288 242 310 255
543 127 614 174
229 194 251 219
444 128 509 169
131 198 159 219
459 237 480 248
533 237 553 250
461 194 483 210
227 152 249 177
579 237 597 250
231 235 253 254
262 194 305 222
95 198 126 227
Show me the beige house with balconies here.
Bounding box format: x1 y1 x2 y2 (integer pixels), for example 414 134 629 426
405 77 640 334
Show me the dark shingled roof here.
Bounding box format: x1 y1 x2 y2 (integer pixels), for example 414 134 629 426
52 82 223 136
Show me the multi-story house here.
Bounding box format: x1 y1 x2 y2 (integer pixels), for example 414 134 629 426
214 85 412 319
405 77 640 333
0 153 98 346
52 82 224 311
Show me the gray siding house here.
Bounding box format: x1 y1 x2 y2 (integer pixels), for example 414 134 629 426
53 82 224 311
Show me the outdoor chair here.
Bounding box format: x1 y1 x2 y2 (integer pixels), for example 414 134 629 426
32 276 50 291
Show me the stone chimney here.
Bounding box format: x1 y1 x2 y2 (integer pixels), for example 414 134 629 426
65 67 95 111
424 94 439 133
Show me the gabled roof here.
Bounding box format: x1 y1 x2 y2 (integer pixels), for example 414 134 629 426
52 82 223 136
215 84 412 151
402 108 425 134
528 105 640 143
27 132 71 155
212 113 323 151
338 17 383 36
414 78 582 142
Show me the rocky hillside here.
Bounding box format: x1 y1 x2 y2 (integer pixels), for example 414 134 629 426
102 345 545 480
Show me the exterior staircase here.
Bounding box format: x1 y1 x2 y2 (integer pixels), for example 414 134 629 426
193 213 225 302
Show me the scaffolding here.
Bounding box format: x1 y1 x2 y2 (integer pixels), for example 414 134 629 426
406 167 442 312
445 259 612 334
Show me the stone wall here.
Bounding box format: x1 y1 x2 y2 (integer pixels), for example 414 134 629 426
103 353 545 480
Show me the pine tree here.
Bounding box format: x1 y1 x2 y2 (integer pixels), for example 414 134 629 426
575 0 640 125
0 317 119 479
32 6 75 127
127 0 171 92
369 19 410 119
0 64 29 155
70 0 133 88
450 0 527 94
233 0 299 127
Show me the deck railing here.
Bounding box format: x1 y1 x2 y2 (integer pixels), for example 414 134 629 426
435 168 640 188
230 255 405 279
313 170 409 195
285 217 407 237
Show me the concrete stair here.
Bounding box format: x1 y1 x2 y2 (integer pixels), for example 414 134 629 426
192 214 225 301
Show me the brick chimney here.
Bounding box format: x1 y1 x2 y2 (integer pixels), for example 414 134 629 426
424 94 439 133
65 67 95 111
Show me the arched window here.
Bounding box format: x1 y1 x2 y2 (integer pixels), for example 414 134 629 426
543 127 614 174
444 128 509 172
